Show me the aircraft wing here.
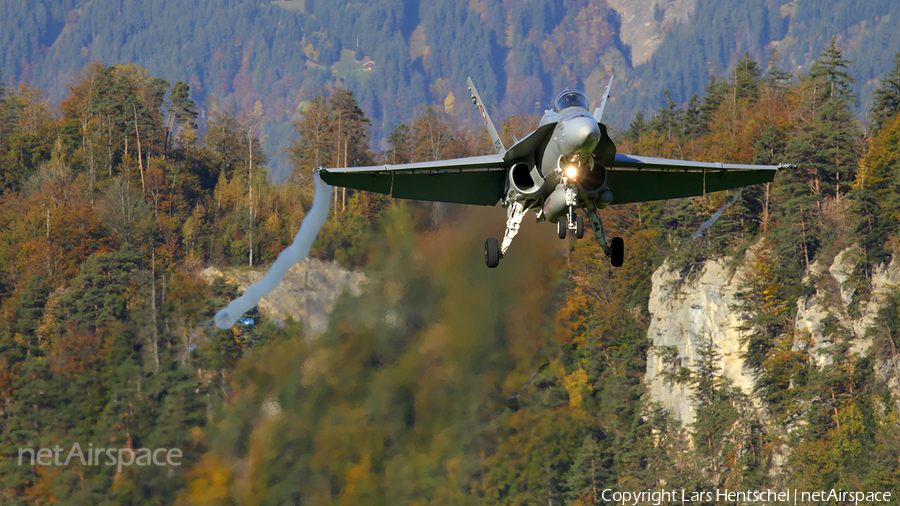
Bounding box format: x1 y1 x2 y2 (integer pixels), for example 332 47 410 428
606 154 788 205
317 154 507 206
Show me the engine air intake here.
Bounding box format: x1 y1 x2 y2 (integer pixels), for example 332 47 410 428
576 163 607 193
509 162 539 194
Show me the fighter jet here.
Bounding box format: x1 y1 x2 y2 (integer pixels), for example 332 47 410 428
318 77 792 268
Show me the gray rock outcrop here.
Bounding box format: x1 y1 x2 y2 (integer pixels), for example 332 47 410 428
645 255 756 425
645 243 900 425
606 0 696 66
202 258 366 337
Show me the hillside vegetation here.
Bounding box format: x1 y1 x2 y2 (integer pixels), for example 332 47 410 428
2 42 900 504
3 0 900 178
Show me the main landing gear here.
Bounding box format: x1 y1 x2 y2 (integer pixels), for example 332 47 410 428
610 236 624 267
485 237 500 268
484 201 624 268
581 201 624 267
485 201 527 268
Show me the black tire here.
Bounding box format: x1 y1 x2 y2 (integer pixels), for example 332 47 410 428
575 215 584 239
557 219 567 239
484 238 500 268
610 236 624 267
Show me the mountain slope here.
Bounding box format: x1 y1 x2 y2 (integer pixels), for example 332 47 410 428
3 0 899 178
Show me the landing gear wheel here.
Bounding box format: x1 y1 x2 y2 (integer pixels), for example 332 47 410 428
484 238 500 268
558 219 567 239
610 237 624 267
575 216 584 239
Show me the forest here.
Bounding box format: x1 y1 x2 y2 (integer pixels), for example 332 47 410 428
2 40 900 504
3 0 900 180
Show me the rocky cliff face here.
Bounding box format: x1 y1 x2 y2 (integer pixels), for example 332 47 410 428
606 0 696 66
645 254 756 425
645 243 900 425
202 258 366 337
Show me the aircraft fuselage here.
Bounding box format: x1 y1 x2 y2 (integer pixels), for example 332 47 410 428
504 89 612 224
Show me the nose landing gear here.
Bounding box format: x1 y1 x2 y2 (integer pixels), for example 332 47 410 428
558 207 585 240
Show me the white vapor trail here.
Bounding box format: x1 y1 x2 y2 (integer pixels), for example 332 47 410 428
214 173 333 329
690 189 743 242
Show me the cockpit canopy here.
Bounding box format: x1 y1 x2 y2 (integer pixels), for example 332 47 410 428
554 90 589 112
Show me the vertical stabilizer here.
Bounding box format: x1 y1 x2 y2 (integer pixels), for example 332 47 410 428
592 75 615 123
467 77 505 155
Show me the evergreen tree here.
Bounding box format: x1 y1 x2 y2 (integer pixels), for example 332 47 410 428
852 113 900 270
564 435 606 506
625 111 648 143
698 76 728 134
169 81 199 134
62 244 142 330
870 52 900 133
733 52 761 102
2 274 51 364
733 241 789 369
808 37 858 106
763 48 793 89
681 94 703 138
688 335 746 487
649 89 683 139
91 66 138 154
203 99 243 177
790 332 874 491
1 86 51 187
731 241 810 421
784 97 862 199
387 123 412 164
98 176 152 244
14 274 51 340
287 95 334 182
328 88 373 168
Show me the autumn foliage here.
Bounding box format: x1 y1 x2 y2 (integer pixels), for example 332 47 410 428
4 43 900 505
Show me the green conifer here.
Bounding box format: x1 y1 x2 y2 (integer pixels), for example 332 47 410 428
733 52 761 102
870 52 900 133
808 37 857 106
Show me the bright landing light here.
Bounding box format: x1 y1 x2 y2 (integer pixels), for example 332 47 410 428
565 165 578 179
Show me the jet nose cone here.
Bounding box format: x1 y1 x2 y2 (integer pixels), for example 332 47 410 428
565 116 601 154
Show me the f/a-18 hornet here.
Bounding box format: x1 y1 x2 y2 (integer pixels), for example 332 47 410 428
318 77 792 268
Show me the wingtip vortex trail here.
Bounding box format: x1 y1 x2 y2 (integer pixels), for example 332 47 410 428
214 173 333 329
